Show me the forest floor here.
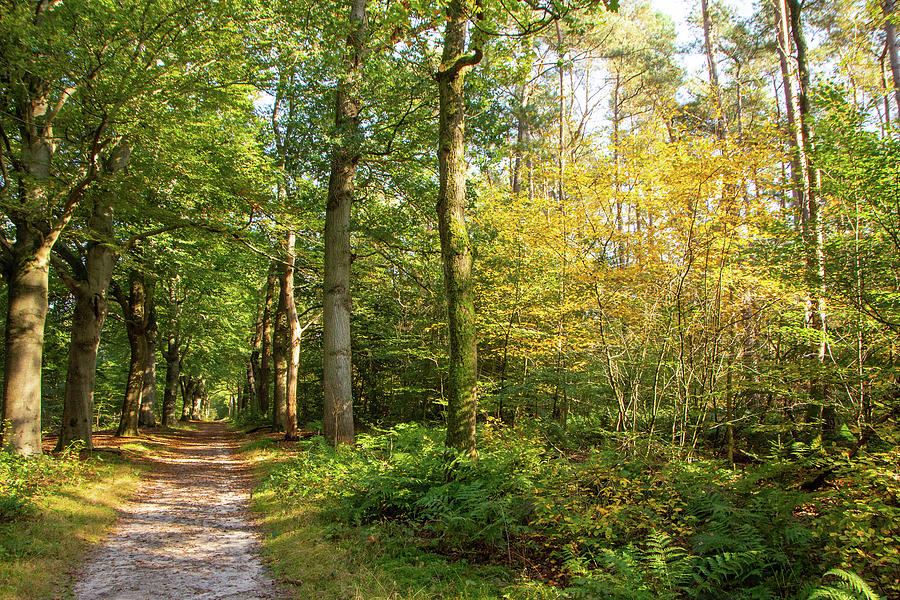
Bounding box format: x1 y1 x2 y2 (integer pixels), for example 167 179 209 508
71 422 283 600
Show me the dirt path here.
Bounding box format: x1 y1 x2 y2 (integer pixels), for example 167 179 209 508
73 422 282 600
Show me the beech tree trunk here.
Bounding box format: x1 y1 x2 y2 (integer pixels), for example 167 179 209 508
54 140 130 451
323 0 367 447
115 270 151 437
259 268 275 415
272 271 287 432
436 0 482 457
162 336 180 426
198 380 209 419
180 375 194 421
55 197 117 451
139 308 158 427
191 378 205 420
2 250 50 456
283 232 301 441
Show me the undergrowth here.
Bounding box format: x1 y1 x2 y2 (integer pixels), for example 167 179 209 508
0 443 87 524
256 419 893 599
0 448 144 599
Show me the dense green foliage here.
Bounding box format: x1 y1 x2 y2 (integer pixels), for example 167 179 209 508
257 422 899 598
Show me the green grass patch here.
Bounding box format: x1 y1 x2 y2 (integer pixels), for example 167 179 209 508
0 450 145 599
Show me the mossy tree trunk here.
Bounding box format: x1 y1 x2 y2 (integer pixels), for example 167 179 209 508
436 0 482 458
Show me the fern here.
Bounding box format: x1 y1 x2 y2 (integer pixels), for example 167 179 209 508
643 531 691 593
803 569 883 600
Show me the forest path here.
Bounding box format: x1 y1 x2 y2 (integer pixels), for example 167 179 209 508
72 421 282 600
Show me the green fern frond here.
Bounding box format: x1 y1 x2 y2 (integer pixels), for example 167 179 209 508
804 569 883 600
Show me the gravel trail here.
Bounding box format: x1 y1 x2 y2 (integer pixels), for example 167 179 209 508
73 422 282 600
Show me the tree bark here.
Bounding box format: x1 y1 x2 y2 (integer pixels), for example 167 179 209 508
259 267 276 415
2 250 50 456
55 201 115 451
323 0 367 447
283 232 301 441
162 336 180 426
774 0 805 225
180 375 194 421
272 267 288 433
54 140 130 451
885 0 900 120
787 0 829 436
198 379 209 420
191 377 205 421
138 305 158 427
114 270 152 437
436 0 482 457
700 0 728 139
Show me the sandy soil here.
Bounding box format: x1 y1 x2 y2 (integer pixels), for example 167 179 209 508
72 422 283 600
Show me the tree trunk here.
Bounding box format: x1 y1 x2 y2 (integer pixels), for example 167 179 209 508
54 141 130 450
259 268 275 415
118 326 148 437
191 378 204 421
787 0 830 437
700 0 728 139
55 194 117 451
511 85 531 195
161 336 180 426
116 270 151 437
774 0 805 223
323 0 367 447
885 0 900 120
272 269 287 433
283 232 301 441
242 364 253 412
180 374 193 421
138 308 158 427
436 0 482 458
1 251 50 456
198 379 209 420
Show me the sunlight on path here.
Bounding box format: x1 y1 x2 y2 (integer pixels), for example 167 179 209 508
73 423 281 600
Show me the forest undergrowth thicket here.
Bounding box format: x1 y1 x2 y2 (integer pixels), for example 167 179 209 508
247 419 898 599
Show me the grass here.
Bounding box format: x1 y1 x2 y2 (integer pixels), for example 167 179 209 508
243 434 565 600
0 450 146 599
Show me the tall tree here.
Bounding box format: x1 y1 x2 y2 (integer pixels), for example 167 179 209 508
436 0 484 457
786 0 829 435
700 0 729 139
258 268 276 416
884 0 900 119
52 140 130 451
323 0 368 446
112 267 154 437
282 231 301 441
